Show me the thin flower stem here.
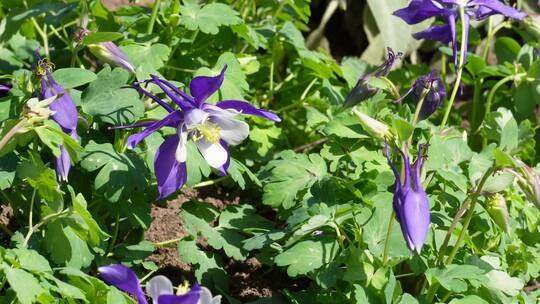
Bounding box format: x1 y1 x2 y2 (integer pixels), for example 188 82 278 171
276 78 318 113
22 189 37 248
192 176 227 188
382 212 395 263
31 18 49 57
0 119 27 152
153 237 184 247
146 0 161 35
106 214 120 255
482 20 509 61
440 6 467 128
380 77 400 99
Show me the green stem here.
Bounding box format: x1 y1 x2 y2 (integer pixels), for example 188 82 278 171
22 189 37 247
153 237 184 247
31 18 49 57
276 78 318 113
482 20 509 61
146 0 161 35
440 6 467 128
106 214 120 254
192 176 227 188
380 77 400 99
0 119 27 152
382 212 395 263
470 77 483 135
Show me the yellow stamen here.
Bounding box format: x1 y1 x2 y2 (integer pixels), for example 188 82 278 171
194 121 221 143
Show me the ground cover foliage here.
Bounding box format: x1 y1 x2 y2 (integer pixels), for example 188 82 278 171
0 0 540 303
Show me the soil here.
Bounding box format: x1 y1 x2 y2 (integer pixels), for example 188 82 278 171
143 186 292 302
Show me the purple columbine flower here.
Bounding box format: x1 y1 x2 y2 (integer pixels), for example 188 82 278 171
113 66 280 199
0 84 10 92
88 41 136 73
99 264 219 304
36 55 79 182
385 142 430 253
344 48 402 107
394 0 526 67
397 70 446 120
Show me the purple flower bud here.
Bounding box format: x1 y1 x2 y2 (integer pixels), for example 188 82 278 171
35 54 79 182
88 42 136 73
398 71 446 120
344 48 402 107
385 142 430 253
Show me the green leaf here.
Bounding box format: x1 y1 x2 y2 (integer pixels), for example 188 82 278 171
34 120 82 160
0 153 16 190
68 188 108 246
81 66 144 125
425 265 486 293
260 151 327 208
52 68 98 89
177 239 228 290
80 141 148 202
17 152 63 205
392 117 414 142
11 249 52 273
44 221 94 268
82 32 124 45
484 270 523 296
449 295 489 304
180 1 242 35
120 43 170 71
4 267 47 304
494 37 520 64
274 236 339 276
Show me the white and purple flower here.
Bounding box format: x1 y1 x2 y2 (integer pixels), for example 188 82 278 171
114 66 280 199
99 264 220 304
394 0 527 67
36 55 79 182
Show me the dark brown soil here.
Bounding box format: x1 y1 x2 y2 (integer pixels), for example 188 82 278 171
144 186 285 301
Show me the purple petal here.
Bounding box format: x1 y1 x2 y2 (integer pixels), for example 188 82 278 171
158 284 201 304
155 135 187 199
100 42 136 73
402 189 430 253
0 84 10 91
469 0 527 20
98 265 148 304
40 70 78 133
216 140 230 176
189 65 227 105
412 24 453 44
110 121 158 130
54 145 71 182
215 100 281 122
393 0 447 24
127 111 183 149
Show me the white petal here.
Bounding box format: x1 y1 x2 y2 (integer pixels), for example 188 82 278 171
198 287 218 304
146 275 174 304
175 128 188 163
210 296 222 304
196 139 228 169
209 114 249 146
184 108 209 129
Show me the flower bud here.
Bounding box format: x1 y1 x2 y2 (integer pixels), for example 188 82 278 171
88 42 136 73
23 96 56 125
485 193 510 235
352 107 393 140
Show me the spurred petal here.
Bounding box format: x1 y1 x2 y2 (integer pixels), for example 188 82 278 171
215 100 281 122
195 139 229 169
101 42 136 73
150 76 194 110
127 111 183 149
155 135 188 199
189 66 227 105
469 0 527 20
0 84 10 91
130 85 175 113
393 0 447 24
98 265 148 304
54 145 71 182
146 276 173 304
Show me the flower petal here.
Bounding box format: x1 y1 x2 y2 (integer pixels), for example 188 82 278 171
216 140 230 176
146 275 173 304
412 24 453 44
195 139 229 169
184 108 209 129
127 111 183 149
402 190 431 253
155 135 188 199
54 145 71 182
199 286 222 304
469 0 527 20
189 66 227 105
206 107 249 146
98 264 148 304
393 0 447 24
157 284 201 304
216 100 281 122
175 129 188 163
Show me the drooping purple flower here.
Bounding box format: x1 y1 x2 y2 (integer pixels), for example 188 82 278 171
88 41 136 73
36 55 79 182
0 84 10 92
394 0 526 67
113 66 280 199
98 264 210 304
385 142 430 253
397 70 446 120
344 48 403 107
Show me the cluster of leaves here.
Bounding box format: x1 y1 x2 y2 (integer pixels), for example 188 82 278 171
0 0 539 303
